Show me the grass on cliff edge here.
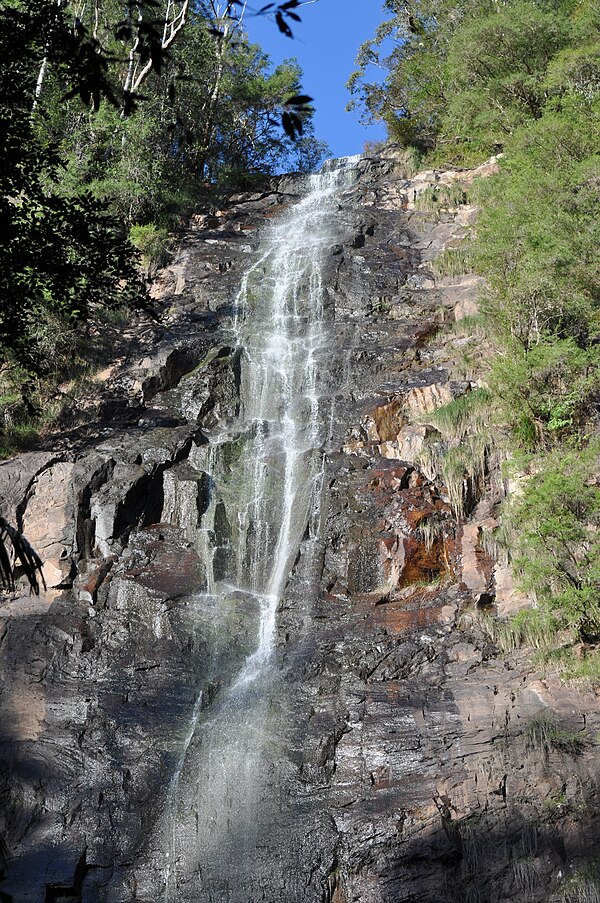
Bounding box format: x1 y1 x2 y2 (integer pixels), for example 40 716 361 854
501 446 600 642
415 390 497 520
472 445 600 675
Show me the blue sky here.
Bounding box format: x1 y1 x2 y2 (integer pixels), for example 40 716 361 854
244 0 388 159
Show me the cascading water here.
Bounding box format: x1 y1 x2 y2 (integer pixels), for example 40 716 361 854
160 156 360 901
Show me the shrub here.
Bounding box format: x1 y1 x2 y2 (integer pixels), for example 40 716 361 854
129 223 171 277
502 445 600 639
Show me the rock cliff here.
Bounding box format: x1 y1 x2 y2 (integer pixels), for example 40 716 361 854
1 150 599 903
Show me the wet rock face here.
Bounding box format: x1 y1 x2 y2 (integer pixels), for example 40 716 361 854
1 150 600 903
0 319 252 900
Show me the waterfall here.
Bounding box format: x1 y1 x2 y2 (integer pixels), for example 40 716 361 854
161 156 360 901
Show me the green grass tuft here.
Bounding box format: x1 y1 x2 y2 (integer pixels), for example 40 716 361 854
525 710 586 756
414 182 470 215
431 246 473 277
429 388 493 442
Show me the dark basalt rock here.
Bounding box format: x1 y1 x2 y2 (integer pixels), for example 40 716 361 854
0 150 599 903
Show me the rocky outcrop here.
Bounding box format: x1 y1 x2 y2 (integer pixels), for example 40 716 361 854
1 149 599 903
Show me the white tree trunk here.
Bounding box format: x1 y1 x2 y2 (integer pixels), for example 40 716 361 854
122 0 190 97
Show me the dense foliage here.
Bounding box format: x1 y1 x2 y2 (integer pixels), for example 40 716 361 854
0 1 140 378
349 0 599 161
473 98 600 445
352 0 600 658
41 4 327 222
506 447 600 639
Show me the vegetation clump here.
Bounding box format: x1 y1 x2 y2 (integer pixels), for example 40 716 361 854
525 710 586 756
552 868 600 903
431 247 473 278
503 446 600 641
414 182 469 215
415 390 495 518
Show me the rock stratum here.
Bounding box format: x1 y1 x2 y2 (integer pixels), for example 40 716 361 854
1 150 599 903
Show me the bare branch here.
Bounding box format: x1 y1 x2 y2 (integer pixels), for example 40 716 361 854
130 0 190 94
122 3 143 96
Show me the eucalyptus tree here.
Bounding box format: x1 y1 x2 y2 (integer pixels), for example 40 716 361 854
166 17 324 184
29 0 311 114
346 0 471 149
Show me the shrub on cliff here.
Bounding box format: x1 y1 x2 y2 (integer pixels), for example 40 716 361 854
503 446 600 640
471 93 600 445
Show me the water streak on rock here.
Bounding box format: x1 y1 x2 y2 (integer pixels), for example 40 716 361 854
162 157 360 900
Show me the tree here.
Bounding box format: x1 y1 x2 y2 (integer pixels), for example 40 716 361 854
347 0 478 150
0 0 321 589
36 3 325 224
0 0 322 384
0 1 140 376
30 0 313 117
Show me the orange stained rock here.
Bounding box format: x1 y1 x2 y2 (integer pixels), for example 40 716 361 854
371 602 442 635
398 536 451 588
363 398 406 443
